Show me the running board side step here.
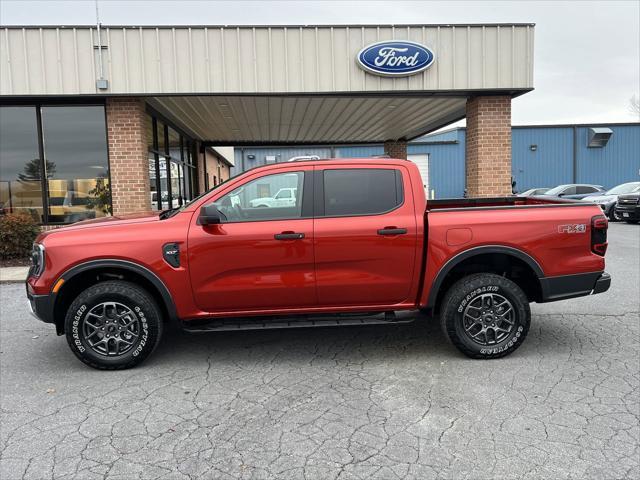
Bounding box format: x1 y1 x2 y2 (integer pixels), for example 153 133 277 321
181 310 419 333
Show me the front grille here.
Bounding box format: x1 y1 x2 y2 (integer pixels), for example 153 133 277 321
618 197 639 206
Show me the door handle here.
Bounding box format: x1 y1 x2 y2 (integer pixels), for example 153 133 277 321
274 232 305 240
377 227 407 236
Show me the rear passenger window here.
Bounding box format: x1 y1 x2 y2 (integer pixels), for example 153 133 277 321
322 169 403 216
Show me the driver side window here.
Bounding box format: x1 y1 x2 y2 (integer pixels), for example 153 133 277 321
212 171 304 222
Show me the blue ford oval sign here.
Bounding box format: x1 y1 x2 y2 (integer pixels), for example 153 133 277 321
357 40 435 77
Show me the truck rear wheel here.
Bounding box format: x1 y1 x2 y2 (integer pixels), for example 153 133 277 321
440 273 530 359
64 280 163 370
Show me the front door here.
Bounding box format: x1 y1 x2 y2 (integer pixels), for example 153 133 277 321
313 165 418 307
188 167 316 313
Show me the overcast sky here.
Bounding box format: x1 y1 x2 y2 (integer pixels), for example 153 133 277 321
1 0 639 126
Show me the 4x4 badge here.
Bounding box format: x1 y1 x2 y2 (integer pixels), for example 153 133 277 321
558 224 586 234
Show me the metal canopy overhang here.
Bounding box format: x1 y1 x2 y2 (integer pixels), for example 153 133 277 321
147 89 529 146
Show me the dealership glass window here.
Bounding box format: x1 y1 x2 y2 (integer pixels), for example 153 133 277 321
156 120 166 155
0 106 43 222
322 168 403 216
168 127 180 159
40 106 111 224
0 104 110 225
146 112 197 210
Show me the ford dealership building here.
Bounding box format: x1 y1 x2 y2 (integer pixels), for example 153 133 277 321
0 23 536 225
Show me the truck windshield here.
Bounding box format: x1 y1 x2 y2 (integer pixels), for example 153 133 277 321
606 182 640 195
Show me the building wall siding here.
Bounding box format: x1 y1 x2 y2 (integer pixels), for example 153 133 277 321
408 140 466 199
512 127 574 191
1 25 535 96
233 146 332 174
576 125 640 187
335 145 384 158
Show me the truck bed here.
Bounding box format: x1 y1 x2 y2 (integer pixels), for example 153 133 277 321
426 196 582 211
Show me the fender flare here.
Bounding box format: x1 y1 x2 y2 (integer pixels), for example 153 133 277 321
56 259 179 324
425 245 544 309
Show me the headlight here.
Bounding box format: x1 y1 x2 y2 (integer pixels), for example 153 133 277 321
29 243 45 278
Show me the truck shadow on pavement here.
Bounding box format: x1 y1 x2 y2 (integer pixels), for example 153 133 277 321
142 313 576 369
148 315 459 368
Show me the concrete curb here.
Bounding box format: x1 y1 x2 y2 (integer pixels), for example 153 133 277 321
0 266 29 284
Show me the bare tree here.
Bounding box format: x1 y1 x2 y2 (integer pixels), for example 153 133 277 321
630 94 640 120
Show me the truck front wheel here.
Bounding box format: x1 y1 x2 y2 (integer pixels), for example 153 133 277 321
64 280 163 370
440 273 530 359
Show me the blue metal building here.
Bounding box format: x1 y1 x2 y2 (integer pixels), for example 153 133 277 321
234 122 639 198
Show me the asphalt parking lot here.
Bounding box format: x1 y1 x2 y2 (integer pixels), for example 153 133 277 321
1 223 638 480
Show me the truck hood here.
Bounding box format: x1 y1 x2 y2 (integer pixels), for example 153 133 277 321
583 194 616 203
43 211 161 234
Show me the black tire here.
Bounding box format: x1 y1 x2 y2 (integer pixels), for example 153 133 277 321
609 205 621 222
440 273 530 359
64 280 163 370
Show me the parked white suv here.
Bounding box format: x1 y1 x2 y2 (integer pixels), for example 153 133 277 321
249 188 298 208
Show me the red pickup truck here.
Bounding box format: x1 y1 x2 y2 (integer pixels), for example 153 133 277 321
27 159 611 369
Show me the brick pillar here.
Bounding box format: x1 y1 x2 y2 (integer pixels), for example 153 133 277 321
465 96 512 197
105 97 152 215
383 139 407 159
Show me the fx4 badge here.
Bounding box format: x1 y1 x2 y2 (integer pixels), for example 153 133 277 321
558 224 586 234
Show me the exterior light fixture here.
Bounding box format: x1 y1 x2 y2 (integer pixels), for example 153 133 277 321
530 144 537 152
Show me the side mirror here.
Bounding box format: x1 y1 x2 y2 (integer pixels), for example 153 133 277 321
557 193 565 197
198 205 223 225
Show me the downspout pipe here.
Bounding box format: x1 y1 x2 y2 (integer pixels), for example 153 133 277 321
572 126 578 183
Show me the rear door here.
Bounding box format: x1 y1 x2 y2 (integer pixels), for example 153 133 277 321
313 165 418 307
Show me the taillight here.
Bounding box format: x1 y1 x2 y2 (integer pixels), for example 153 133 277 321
591 215 608 256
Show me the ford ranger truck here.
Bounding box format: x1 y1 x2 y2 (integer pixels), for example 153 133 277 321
26 159 611 370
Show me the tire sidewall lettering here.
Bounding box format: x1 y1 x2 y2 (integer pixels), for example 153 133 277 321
132 305 149 357
71 304 87 353
479 325 524 355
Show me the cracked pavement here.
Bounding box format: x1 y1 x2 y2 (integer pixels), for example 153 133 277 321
1 223 638 480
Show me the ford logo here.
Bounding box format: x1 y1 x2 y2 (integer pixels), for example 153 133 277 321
357 40 435 77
